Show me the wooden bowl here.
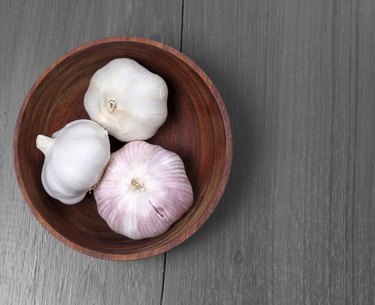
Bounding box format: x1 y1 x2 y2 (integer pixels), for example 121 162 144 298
13 37 232 260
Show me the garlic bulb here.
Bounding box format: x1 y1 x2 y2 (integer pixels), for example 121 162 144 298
94 141 193 239
36 119 110 204
84 58 168 142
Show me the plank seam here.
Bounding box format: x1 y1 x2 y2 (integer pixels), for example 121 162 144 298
179 0 185 52
159 253 167 305
160 2 185 304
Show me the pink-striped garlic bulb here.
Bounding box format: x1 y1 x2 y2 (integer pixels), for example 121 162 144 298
94 141 193 240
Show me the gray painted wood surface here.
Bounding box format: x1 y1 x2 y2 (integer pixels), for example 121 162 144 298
1 0 374 304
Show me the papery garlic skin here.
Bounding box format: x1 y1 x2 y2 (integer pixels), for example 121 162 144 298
84 58 168 142
36 119 110 204
94 141 193 240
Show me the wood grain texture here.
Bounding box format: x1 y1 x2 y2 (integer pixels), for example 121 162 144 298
0 0 182 304
162 0 374 305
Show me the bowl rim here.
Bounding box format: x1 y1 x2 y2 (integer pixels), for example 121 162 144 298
13 36 233 261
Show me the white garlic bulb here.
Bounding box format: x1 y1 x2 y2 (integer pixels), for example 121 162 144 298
36 119 110 204
84 58 168 142
94 141 193 240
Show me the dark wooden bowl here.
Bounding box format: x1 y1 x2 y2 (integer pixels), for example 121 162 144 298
13 37 232 260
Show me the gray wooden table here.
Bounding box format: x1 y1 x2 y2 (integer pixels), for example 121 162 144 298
1 0 374 304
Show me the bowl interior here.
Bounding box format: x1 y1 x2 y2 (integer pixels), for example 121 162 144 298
15 39 230 260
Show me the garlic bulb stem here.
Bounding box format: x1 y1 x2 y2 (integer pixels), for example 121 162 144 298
131 178 145 191
36 135 55 155
107 99 117 112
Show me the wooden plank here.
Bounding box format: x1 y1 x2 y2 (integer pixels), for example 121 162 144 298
0 0 181 304
353 1 375 304
161 0 367 304
328 1 357 303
